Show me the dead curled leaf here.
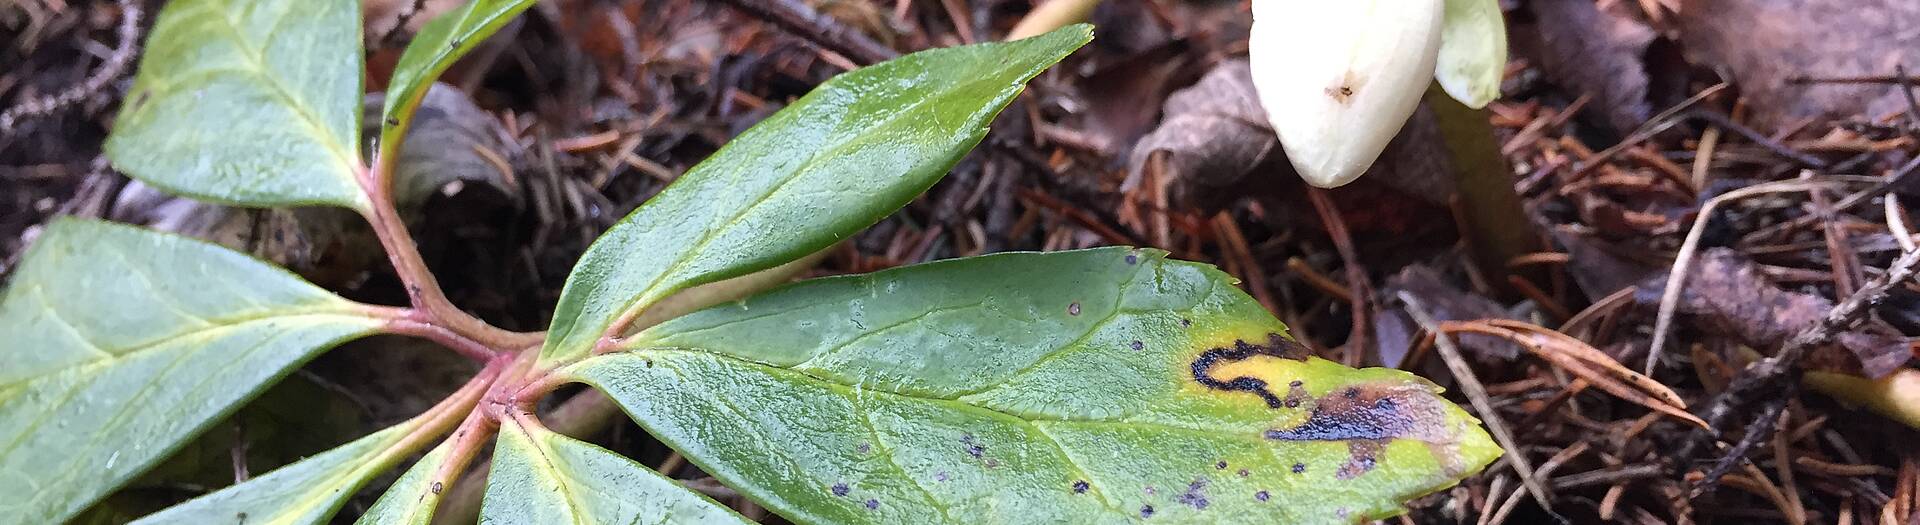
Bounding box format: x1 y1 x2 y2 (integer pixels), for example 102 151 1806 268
1676 0 1920 131
1125 60 1457 211
1436 318 1708 428
101 84 519 287
1634 247 1910 378
1124 60 1278 209
1380 265 1521 367
1521 0 1660 135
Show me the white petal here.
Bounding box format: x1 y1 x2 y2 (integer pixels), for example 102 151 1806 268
1250 0 1445 188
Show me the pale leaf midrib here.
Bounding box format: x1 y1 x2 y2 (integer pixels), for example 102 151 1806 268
2 307 374 390
146 1 357 183
557 51 1036 357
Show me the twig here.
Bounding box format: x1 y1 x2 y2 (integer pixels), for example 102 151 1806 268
1400 293 1552 511
0 0 142 136
1308 188 1371 365
714 0 898 65
1644 177 1870 375
1577 105 1827 179
1681 246 1920 489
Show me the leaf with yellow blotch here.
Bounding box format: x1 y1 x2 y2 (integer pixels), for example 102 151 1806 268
568 248 1500 524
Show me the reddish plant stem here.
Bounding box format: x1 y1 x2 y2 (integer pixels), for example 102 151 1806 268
377 309 502 362
355 163 543 352
418 403 502 506
377 359 506 473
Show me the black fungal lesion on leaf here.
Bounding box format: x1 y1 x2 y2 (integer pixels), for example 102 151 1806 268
1176 478 1210 510
1263 381 1459 479
1188 333 1311 408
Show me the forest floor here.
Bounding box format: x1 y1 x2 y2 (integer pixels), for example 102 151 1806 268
4 0 1920 523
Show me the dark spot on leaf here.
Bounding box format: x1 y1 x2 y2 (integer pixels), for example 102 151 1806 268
856 442 870 454
1140 505 1155 518
934 471 949 482
1131 340 1144 351
1337 440 1386 480
832 483 850 497
1177 478 1210 509
961 434 984 458
1289 380 1303 387
449 39 464 49
865 499 879 510
1292 463 1306 474
430 481 442 494
1126 254 1139 265
1068 302 1081 315
1237 468 1250 477
1181 318 1192 327
1215 461 1228 470
1264 383 1446 443
384 116 400 127
985 458 999 468
1073 480 1089 493
1256 490 1270 502
1189 334 1311 408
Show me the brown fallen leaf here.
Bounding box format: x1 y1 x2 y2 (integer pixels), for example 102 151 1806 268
1522 0 1661 134
1634 247 1910 377
1079 39 1200 159
362 83 520 211
1676 0 1920 131
1554 228 1663 301
1381 265 1521 367
1440 319 1709 428
1124 59 1279 210
1125 60 1458 211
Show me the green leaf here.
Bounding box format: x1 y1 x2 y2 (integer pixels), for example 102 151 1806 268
136 369 488 525
357 440 457 525
0 219 384 524
105 0 368 211
537 26 1094 366
378 0 535 164
479 418 749 524
133 424 413 524
570 248 1500 524
1435 0 1507 109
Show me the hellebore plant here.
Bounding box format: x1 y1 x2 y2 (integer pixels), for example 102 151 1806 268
1251 0 1507 188
0 1 1498 524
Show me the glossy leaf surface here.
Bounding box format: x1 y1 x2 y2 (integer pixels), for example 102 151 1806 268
105 0 368 211
378 0 536 162
133 424 413 525
479 418 749 524
1436 0 1507 108
571 248 1500 524
538 26 1093 366
0 219 382 523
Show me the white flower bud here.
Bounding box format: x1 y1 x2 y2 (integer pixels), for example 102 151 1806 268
1250 0 1446 188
